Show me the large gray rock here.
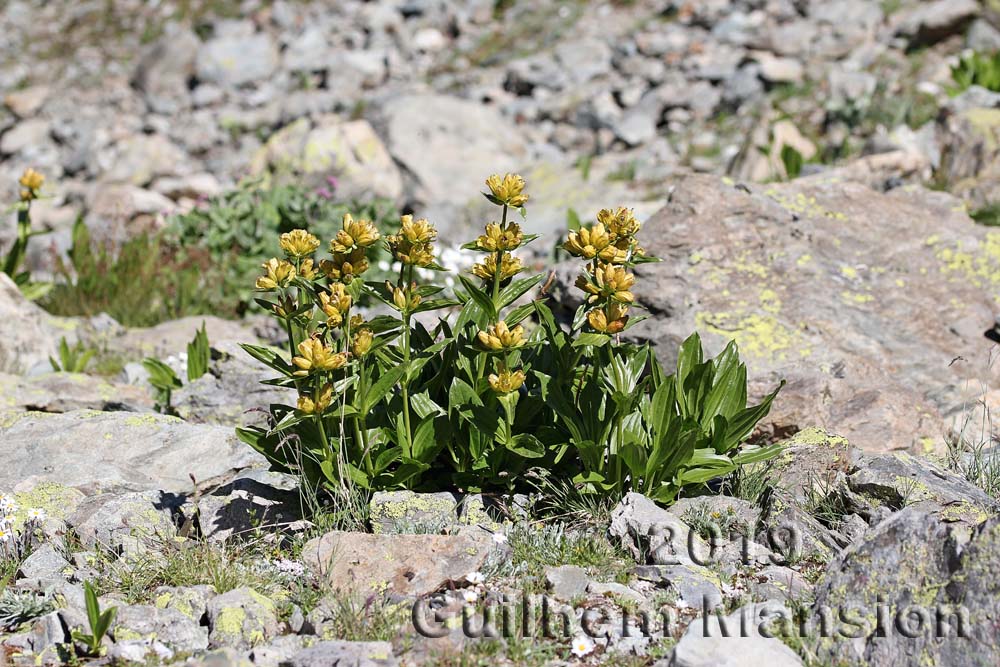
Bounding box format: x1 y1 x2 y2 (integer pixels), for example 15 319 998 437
111 604 209 652
282 641 396 667
196 470 301 542
301 530 494 598
69 491 180 554
196 33 279 87
0 410 264 495
377 93 526 234
808 506 999 665
0 273 65 375
369 490 457 534
671 601 803 666
173 341 291 427
205 587 279 649
0 372 154 414
893 0 980 46
249 116 402 201
132 27 200 113
583 173 1000 453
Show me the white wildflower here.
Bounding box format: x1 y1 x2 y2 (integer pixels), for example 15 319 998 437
273 559 305 577
465 571 485 585
462 589 479 604
491 531 508 545
570 635 595 657
25 507 47 523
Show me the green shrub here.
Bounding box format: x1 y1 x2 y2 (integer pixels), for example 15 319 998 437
2 168 51 300
950 51 1000 94
49 337 95 373
238 174 783 505
166 179 399 306
42 218 233 327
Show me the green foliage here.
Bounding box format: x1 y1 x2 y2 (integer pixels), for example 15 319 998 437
142 358 182 413
950 51 1000 94
239 176 783 506
49 337 96 373
2 173 51 301
971 202 1000 227
0 589 54 630
166 179 398 306
71 581 116 657
780 144 804 179
186 322 211 382
42 218 233 327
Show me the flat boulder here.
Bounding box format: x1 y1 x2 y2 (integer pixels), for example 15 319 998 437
0 410 264 495
596 172 1000 452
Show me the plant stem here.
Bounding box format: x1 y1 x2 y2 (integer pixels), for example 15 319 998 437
401 265 414 459
490 205 508 317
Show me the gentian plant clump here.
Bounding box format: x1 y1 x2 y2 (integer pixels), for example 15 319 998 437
240 174 783 505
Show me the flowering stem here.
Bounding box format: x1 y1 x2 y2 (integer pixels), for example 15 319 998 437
490 205 508 317
400 264 415 458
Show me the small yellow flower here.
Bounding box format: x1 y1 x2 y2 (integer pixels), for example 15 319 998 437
320 248 370 281
399 215 438 244
477 321 526 351
298 384 334 415
351 327 373 357
488 368 526 394
255 258 297 290
471 252 523 282
563 223 612 260
279 229 321 258
587 303 629 334
485 173 529 207
475 222 524 252
597 207 640 241
319 284 352 327
389 285 422 312
18 168 44 200
331 213 381 253
385 235 435 267
299 258 318 280
582 263 635 303
292 338 348 376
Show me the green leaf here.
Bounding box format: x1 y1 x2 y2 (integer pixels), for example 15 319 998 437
186 322 211 382
458 275 497 321
507 433 546 458
241 343 292 375
497 274 544 310
363 366 406 413
572 333 610 348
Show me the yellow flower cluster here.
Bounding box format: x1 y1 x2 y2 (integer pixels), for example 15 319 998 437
331 214 380 253
488 368 526 394
18 168 44 202
280 229 320 258
471 251 523 282
298 384 333 415
475 221 524 252
292 337 348 377
319 283 353 328
385 215 437 267
256 258 297 290
567 207 645 336
485 173 529 207
477 321 526 351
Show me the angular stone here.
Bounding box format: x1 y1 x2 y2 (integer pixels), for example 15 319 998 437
301 531 494 598
0 274 66 374
206 587 279 649
112 604 209 652
282 641 396 667
0 411 263 495
196 470 301 542
69 491 180 554
17 544 71 581
545 565 590 601
609 493 708 565
672 601 803 666
0 372 154 414
197 33 279 87
578 173 1000 453
369 491 457 534
152 585 215 623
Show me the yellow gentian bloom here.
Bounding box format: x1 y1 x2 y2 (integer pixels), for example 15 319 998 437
279 229 321 258
488 368 526 394
255 258 297 290
485 173 529 207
